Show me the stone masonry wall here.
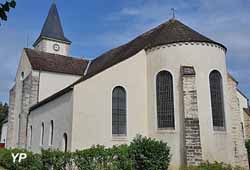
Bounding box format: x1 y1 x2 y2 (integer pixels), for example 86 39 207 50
227 76 249 168
6 85 16 148
181 66 203 165
243 110 250 140
18 73 39 148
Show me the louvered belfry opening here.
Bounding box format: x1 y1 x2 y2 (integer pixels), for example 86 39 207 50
156 71 175 128
209 70 225 128
112 86 127 135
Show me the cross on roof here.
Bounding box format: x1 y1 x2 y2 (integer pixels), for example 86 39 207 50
171 8 176 19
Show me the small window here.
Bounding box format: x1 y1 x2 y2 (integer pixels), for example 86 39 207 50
40 122 45 146
209 70 225 129
156 71 175 129
21 72 24 80
62 133 68 152
29 126 32 147
112 86 127 136
49 120 54 146
241 122 244 137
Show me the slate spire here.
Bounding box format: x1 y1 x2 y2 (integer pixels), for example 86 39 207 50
33 2 71 47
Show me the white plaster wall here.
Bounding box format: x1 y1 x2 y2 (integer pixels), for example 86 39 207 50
35 39 70 56
71 50 148 150
28 91 73 153
146 43 234 167
38 71 80 101
1 122 8 144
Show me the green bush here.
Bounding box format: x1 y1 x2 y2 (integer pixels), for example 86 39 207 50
0 148 42 170
245 140 250 167
74 145 133 170
129 135 171 170
182 162 245 170
41 149 72 170
0 135 171 170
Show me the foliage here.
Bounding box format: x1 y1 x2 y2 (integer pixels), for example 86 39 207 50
182 162 245 170
245 140 250 167
74 145 133 170
0 135 171 170
0 148 42 170
129 135 171 170
41 149 72 170
0 0 16 24
0 102 8 139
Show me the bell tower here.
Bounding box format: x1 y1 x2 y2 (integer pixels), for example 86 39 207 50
33 2 71 56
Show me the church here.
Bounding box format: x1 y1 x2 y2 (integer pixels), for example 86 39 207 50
5 2 250 169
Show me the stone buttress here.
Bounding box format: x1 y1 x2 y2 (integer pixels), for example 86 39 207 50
181 66 203 165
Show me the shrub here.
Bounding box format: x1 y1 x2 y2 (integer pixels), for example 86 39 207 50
129 135 171 170
74 145 132 170
182 162 246 170
0 148 42 170
0 135 171 170
74 145 112 170
111 144 133 170
245 140 250 167
41 149 72 170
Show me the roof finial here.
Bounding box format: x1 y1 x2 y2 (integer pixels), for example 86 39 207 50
52 0 56 4
171 8 176 19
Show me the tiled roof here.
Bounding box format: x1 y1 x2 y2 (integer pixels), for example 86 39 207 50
25 48 88 75
30 19 227 111
74 19 226 85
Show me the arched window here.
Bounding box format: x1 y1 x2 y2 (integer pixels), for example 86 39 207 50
40 122 44 146
62 133 68 152
156 71 175 128
29 126 32 147
49 120 54 146
209 70 225 128
112 86 127 135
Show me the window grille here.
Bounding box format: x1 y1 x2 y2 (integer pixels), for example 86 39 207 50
156 71 175 128
112 86 127 135
209 70 225 128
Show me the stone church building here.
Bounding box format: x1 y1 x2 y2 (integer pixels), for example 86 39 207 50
6 3 250 169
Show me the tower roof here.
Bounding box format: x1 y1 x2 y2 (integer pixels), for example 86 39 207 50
33 3 71 47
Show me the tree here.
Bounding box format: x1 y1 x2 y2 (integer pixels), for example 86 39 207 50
0 0 16 24
0 102 8 138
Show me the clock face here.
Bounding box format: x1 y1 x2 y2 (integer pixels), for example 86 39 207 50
53 44 60 51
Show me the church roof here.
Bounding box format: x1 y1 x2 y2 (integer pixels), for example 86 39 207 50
33 3 71 47
25 48 88 75
73 19 226 85
30 18 227 111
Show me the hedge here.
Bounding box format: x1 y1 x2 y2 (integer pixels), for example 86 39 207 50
245 140 250 167
182 162 246 170
0 135 171 170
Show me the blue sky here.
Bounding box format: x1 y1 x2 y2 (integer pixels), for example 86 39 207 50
0 0 249 103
